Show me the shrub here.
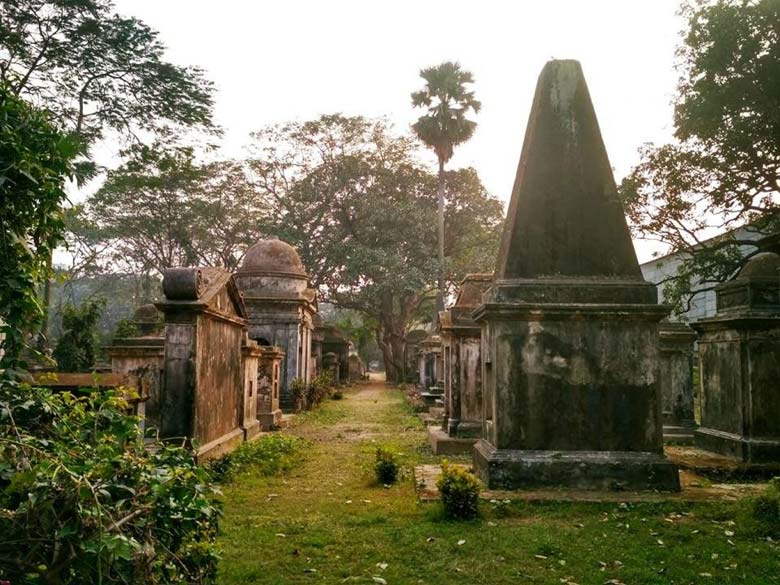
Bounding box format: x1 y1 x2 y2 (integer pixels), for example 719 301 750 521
0 380 221 584
209 434 306 481
332 390 344 400
114 317 139 339
437 460 481 520
752 477 780 530
53 298 106 371
290 378 308 410
374 446 400 485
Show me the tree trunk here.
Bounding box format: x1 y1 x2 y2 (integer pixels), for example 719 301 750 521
37 253 53 351
436 157 446 318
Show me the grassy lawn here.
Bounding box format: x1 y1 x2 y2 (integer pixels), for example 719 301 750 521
217 382 780 585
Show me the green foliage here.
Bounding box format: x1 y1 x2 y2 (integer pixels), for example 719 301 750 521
0 84 75 370
113 318 139 340
620 0 780 313
290 378 308 410
73 145 269 276
411 61 481 164
307 370 335 407
0 0 215 149
249 114 502 382
751 477 780 533
0 380 221 584
436 460 481 520
208 434 307 482
53 298 106 371
374 446 400 485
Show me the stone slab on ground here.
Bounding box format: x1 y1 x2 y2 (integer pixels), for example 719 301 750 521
667 445 780 480
414 463 767 503
428 426 477 455
663 424 695 445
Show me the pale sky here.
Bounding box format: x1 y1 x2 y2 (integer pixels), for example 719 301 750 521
108 0 685 262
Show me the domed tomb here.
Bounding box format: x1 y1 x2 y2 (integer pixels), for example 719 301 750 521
716 252 780 315
240 237 308 277
234 237 318 412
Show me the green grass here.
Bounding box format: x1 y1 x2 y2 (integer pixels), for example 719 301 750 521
217 382 780 585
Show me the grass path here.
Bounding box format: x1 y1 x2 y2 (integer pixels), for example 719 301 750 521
217 381 780 585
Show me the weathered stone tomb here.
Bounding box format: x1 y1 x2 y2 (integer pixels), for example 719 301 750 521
473 60 679 491
156 267 258 459
234 237 317 411
658 320 698 444
104 304 165 433
693 252 780 462
429 274 492 454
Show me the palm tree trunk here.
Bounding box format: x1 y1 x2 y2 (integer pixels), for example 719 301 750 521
436 157 445 317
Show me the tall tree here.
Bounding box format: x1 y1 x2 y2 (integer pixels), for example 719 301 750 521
248 115 501 382
620 0 780 313
0 0 215 152
0 85 75 368
411 61 481 313
71 145 269 286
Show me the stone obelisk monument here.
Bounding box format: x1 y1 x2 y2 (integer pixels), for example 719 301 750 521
473 60 680 491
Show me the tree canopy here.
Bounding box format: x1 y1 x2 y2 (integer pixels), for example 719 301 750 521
70 144 269 282
249 114 502 381
411 61 481 165
0 0 215 155
0 84 75 368
621 0 780 313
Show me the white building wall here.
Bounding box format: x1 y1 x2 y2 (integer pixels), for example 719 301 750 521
640 226 764 323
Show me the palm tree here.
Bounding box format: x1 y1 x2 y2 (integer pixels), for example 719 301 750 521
411 61 481 313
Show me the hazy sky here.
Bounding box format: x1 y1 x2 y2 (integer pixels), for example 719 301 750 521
110 0 685 262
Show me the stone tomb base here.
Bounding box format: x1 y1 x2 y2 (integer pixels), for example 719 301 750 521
428 427 478 455
258 410 284 431
473 440 681 492
663 422 697 445
695 426 780 464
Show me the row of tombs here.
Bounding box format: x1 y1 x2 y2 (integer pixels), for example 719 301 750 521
415 59 780 492
34 238 366 460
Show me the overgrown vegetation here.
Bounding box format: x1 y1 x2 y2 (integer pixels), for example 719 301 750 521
751 477 780 535
0 85 75 366
374 446 401 485
291 372 338 412
208 434 308 483
53 298 106 371
0 384 221 584
0 84 221 584
437 460 481 520
620 0 780 314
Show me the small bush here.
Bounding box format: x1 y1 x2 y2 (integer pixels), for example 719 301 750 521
752 477 780 530
374 446 400 485
290 378 308 410
437 460 481 520
331 390 344 400
53 298 106 371
307 371 331 406
113 317 139 339
210 434 306 481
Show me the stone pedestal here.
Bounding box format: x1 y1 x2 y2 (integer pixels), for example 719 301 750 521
241 339 262 440
658 321 698 444
472 60 678 491
256 345 284 430
693 253 780 463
